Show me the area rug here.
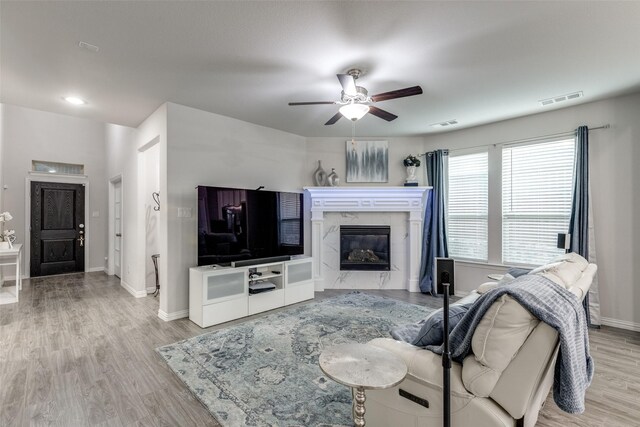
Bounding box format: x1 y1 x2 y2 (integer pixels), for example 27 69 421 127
156 292 432 426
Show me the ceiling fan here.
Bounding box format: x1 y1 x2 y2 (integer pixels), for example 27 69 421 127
288 68 423 125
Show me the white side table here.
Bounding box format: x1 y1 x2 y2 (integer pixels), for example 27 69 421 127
319 343 407 427
0 244 23 305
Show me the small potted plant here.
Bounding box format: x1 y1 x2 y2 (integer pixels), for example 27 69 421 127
0 211 16 249
403 155 421 184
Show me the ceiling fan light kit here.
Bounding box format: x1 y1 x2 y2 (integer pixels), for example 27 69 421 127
339 103 370 121
288 68 423 125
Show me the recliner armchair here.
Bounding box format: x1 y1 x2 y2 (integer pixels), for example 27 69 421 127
366 254 596 427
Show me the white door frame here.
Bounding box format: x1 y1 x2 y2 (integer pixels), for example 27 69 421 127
108 175 123 277
24 172 91 278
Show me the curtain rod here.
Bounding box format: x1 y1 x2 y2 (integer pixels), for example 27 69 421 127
421 124 610 155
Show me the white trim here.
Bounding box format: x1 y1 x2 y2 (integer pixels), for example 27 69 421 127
120 280 147 298
454 290 470 298
158 308 189 322
601 317 640 332
1 274 27 281
87 267 105 273
25 174 90 278
146 286 157 293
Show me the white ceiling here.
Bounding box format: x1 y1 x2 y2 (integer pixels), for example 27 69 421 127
2 1 640 137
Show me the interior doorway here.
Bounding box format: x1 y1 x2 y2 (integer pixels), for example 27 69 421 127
109 176 123 279
30 181 85 277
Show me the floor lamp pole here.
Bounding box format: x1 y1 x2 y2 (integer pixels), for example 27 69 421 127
442 274 451 427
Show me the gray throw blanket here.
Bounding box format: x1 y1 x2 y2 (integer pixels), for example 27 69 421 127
428 274 593 414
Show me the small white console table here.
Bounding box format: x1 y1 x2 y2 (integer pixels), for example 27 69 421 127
0 244 23 305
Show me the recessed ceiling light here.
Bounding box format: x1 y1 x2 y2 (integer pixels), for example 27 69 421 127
64 96 87 105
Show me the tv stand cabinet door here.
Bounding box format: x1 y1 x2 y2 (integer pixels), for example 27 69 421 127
203 269 247 304
285 258 314 305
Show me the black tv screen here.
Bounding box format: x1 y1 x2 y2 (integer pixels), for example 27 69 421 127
197 186 304 266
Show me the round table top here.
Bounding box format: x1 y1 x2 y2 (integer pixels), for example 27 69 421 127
319 343 408 390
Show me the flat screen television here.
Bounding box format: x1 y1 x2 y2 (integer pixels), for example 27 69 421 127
197 185 304 266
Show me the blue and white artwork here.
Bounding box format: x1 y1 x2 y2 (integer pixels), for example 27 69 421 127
346 140 389 183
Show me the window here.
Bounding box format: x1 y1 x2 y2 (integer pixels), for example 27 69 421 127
502 139 575 265
277 192 302 246
447 151 489 261
32 160 84 175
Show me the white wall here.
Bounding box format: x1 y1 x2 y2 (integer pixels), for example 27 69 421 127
423 92 640 328
164 102 307 316
1 103 108 274
144 143 160 290
305 136 426 187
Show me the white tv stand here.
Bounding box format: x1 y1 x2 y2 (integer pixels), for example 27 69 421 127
189 256 314 328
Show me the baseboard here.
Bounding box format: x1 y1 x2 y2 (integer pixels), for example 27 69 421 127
120 280 147 298
146 286 157 294
87 267 105 273
601 317 640 332
158 308 189 322
454 290 470 297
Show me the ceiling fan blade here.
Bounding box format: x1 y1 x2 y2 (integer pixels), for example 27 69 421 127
288 101 336 106
337 74 358 96
368 106 398 122
371 86 423 102
324 112 343 125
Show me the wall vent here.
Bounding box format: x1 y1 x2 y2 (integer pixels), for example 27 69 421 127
539 91 583 106
431 119 459 128
78 41 100 52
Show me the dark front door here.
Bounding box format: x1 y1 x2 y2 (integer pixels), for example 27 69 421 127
30 181 85 277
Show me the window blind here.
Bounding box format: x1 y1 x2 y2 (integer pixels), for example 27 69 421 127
502 139 575 265
447 151 489 261
278 193 302 245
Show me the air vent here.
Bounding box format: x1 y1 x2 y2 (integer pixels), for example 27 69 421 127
431 119 459 128
539 91 583 106
78 41 99 52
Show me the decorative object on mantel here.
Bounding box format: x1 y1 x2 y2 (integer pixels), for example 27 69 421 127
403 154 421 186
0 211 16 249
346 140 389 183
313 160 328 186
152 192 160 211
327 168 340 186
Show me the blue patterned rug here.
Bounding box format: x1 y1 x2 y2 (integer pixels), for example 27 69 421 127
156 292 431 426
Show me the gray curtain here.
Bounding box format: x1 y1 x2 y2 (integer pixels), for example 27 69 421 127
568 125 601 327
419 150 448 294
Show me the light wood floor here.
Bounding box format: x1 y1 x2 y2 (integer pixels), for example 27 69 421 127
0 273 638 426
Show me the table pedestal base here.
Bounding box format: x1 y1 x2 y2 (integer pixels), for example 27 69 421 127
353 386 366 426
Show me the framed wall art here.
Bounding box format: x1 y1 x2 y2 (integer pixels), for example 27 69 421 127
345 140 389 183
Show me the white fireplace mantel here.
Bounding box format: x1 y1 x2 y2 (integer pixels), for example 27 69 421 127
304 186 431 293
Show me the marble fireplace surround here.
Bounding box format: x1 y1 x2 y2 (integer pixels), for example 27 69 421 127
304 187 431 292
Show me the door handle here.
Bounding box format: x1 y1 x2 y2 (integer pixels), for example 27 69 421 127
79 235 84 247
116 233 122 237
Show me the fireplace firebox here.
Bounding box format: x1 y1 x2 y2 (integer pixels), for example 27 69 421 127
340 225 391 271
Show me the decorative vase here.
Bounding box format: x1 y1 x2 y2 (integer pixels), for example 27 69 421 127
313 160 328 186
405 166 417 182
327 168 340 187
0 241 9 250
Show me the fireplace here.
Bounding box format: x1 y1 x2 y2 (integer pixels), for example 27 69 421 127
340 225 391 271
